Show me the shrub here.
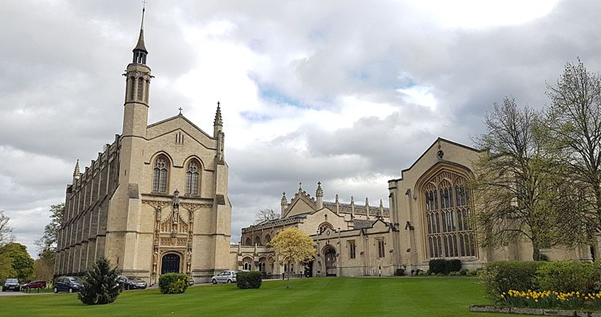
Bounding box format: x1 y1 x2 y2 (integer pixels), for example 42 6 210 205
459 268 469 276
467 269 477 276
479 261 544 301
417 270 425 276
78 257 121 305
429 259 462 275
535 261 601 294
236 271 262 289
449 271 459 276
159 273 188 294
394 268 405 276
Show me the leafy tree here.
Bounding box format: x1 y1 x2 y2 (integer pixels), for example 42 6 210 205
0 242 34 280
33 203 64 279
472 98 570 260
545 59 601 242
0 210 13 248
78 257 121 305
255 208 280 224
35 203 64 257
269 228 315 285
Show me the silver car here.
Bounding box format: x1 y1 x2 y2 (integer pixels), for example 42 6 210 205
211 270 237 284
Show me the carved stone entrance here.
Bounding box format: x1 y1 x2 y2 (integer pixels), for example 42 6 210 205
161 253 181 274
324 247 337 276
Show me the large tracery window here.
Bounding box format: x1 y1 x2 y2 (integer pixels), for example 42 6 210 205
424 170 476 259
185 160 200 196
152 156 169 193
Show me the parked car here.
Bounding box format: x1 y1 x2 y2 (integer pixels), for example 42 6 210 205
53 276 83 293
211 270 238 284
116 275 147 290
22 280 47 290
2 278 20 292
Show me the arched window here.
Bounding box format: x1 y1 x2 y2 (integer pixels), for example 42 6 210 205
318 222 334 234
129 77 136 100
185 160 200 196
255 236 262 246
137 77 144 101
423 170 475 259
245 237 252 246
152 156 169 193
265 234 271 244
242 257 252 270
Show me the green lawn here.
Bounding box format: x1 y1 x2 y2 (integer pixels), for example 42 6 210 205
0 277 519 317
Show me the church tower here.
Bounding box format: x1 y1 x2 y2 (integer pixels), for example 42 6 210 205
123 7 151 138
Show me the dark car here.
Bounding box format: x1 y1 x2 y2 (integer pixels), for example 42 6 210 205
116 275 147 290
2 278 20 292
53 276 83 293
22 280 47 290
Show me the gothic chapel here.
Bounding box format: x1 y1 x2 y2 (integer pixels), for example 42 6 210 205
55 9 232 284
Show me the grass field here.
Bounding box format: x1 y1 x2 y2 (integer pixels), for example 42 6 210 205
0 277 518 317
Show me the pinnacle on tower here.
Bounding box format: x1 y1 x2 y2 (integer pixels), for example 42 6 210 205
214 101 223 127
73 159 81 180
316 181 323 198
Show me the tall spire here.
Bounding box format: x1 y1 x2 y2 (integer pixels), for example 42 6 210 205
132 5 148 64
214 101 223 127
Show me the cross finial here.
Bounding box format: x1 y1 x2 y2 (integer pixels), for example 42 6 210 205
178 107 183 115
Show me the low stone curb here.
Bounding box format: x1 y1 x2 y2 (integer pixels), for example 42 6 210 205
469 305 601 316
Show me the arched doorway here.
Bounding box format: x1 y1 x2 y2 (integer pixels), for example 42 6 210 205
161 253 181 274
324 247 337 276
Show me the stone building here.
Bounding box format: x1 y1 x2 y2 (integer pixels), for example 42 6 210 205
388 137 594 273
54 11 231 284
234 138 595 277
234 183 397 277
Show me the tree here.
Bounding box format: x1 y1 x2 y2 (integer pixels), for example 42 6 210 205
0 210 13 248
35 203 64 256
254 208 280 224
269 228 315 286
0 242 34 280
546 59 601 241
33 203 64 278
78 257 121 305
472 98 571 260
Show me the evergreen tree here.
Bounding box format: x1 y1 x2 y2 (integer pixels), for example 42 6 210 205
78 257 121 305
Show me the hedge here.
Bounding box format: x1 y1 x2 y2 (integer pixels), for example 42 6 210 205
236 271 262 289
158 273 188 294
480 261 545 301
535 261 601 294
429 259 462 275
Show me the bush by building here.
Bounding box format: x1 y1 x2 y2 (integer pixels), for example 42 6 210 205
535 261 601 294
479 261 544 301
236 271 262 289
158 273 188 294
428 259 462 275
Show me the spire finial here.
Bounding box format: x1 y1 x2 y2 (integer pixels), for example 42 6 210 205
178 107 183 115
141 0 147 30
298 182 303 192
316 181 323 198
213 101 223 127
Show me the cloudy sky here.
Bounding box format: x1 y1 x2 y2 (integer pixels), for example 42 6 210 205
1 0 600 257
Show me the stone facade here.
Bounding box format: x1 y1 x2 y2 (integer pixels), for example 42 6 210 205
388 138 594 273
55 18 231 284
235 138 596 277
235 183 397 277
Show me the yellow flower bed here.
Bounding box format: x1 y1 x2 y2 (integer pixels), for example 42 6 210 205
501 289 601 310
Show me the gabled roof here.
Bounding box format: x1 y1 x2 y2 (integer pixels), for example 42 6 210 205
147 114 214 139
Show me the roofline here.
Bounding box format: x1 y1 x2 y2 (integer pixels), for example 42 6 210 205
389 137 485 182
147 114 214 139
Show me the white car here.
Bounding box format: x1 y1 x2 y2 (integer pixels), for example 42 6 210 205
211 271 237 284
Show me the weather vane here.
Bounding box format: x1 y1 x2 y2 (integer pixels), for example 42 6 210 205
178 107 183 115
142 0 148 9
